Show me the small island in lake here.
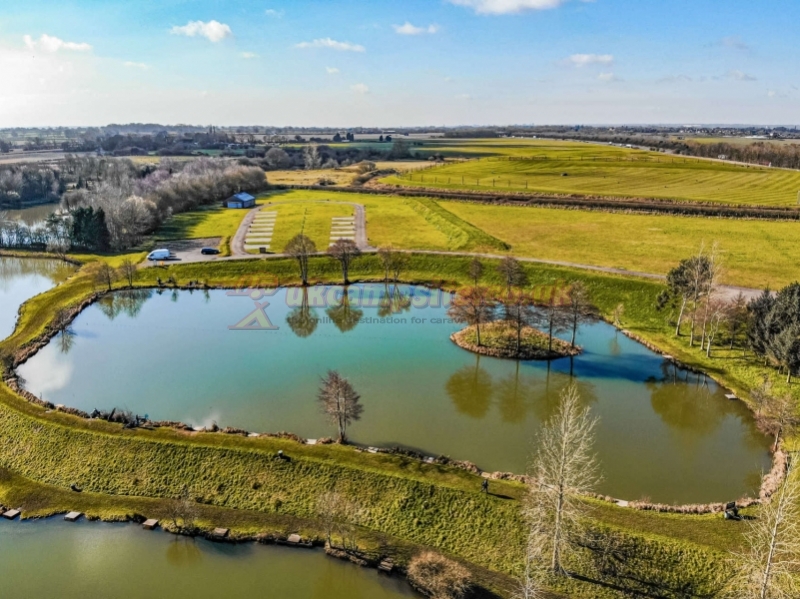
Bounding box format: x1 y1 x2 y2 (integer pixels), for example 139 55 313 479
450 322 581 361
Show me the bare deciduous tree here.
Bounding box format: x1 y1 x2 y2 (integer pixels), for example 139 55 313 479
328 238 361 284
497 256 527 297
515 528 548 599
316 491 362 550
407 552 472 599
448 286 497 346
468 257 483 285
377 246 407 283
165 486 199 533
500 289 537 356
284 234 317 286
119 258 137 288
725 460 800 599
564 281 596 349
318 370 363 443
612 303 625 328
86 261 118 291
539 289 570 355
525 383 600 575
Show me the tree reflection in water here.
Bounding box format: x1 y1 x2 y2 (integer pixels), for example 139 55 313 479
56 328 76 354
326 286 363 333
377 284 411 318
447 357 599 423
165 537 203 567
647 361 729 437
286 288 318 338
445 355 493 419
96 289 154 321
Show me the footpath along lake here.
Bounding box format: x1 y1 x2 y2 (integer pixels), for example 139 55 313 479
0 256 74 340
0 518 417 599
19 284 771 504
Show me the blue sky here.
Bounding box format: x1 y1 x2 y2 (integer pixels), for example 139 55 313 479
0 0 798 126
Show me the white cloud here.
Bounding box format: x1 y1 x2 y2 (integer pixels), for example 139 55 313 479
565 53 614 67
728 69 756 81
767 90 777 98
720 36 749 51
393 22 440 35
23 34 91 53
351 83 370 94
448 0 569 15
456 93 472 100
598 72 621 82
265 9 284 18
170 20 233 43
123 61 149 70
240 52 258 59
295 38 365 52
326 66 340 74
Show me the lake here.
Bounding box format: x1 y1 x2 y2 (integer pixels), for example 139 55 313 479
0 257 74 340
0 518 417 599
18 284 771 504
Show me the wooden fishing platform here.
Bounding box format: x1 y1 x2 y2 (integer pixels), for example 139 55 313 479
142 519 159 530
2 509 20 520
64 512 83 522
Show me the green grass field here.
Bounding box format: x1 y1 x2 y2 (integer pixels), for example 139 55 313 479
139 188 800 288
439 201 800 288
380 139 800 206
261 189 507 252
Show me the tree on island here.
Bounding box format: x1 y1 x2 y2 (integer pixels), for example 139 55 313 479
318 370 363 443
448 286 497 347
284 234 317 286
563 281 597 349
328 238 361 284
540 289 570 355
499 289 537 356
524 383 599 576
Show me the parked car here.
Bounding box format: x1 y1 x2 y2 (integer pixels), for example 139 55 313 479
147 249 171 261
201 247 220 255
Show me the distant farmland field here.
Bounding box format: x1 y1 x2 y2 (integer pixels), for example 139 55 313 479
383 139 800 206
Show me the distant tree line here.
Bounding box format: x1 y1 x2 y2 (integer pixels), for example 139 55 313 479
0 164 65 208
682 141 800 170
1 156 267 251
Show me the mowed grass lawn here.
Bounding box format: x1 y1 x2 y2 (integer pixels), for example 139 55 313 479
156 197 271 240
248 201 354 253
382 139 800 206
262 190 458 251
440 201 800 288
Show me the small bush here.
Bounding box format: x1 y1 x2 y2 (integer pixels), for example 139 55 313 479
407 551 472 599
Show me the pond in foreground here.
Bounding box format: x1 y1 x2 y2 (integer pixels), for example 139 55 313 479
0 257 74 340
0 518 417 599
19 285 771 504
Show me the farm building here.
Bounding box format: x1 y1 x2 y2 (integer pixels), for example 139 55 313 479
225 192 256 209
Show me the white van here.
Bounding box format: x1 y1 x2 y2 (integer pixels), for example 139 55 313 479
147 249 171 261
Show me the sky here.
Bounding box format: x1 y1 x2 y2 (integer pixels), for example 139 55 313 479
0 0 798 127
